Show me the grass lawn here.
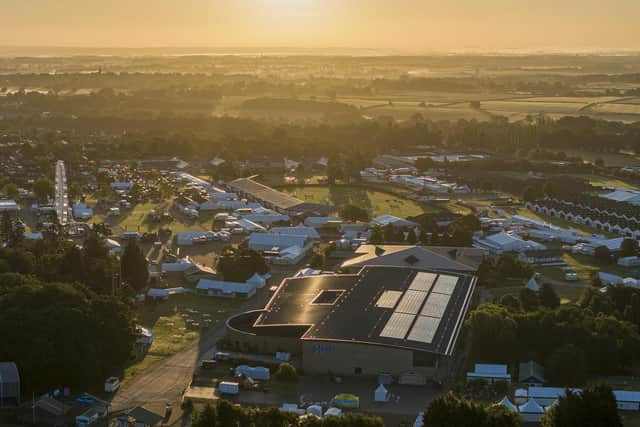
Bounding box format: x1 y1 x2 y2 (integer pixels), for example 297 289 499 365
121 293 243 384
91 201 216 234
280 185 438 218
569 174 640 191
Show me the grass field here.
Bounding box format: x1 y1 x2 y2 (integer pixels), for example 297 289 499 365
280 185 437 218
571 174 640 191
121 293 242 384
91 201 215 234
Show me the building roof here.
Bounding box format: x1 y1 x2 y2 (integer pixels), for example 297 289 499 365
125 406 164 426
0 362 20 383
498 396 518 412
269 226 320 239
519 360 545 383
252 266 476 356
248 233 309 251
519 398 544 414
229 178 304 210
341 245 484 273
371 215 418 228
197 279 256 295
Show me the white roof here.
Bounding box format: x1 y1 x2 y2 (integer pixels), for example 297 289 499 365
197 279 256 294
371 214 417 228
248 233 308 250
613 390 640 403
602 189 640 203
498 396 518 412
104 238 121 248
269 226 320 239
528 386 582 399
519 398 544 414
527 276 540 292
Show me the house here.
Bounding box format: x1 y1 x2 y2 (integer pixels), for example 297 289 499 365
161 257 195 273
466 364 511 384
518 361 545 386
196 279 257 299
0 362 20 405
371 214 418 229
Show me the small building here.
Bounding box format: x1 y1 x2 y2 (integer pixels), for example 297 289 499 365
0 199 19 213
371 215 418 229
466 364 511 384
475 231 547 254
519 249 564 266
613 390 640 411
519 361 545 386
196 279 257 299
0 362 20 405
269 226 320 240
73 203 94 220
526 275 540 293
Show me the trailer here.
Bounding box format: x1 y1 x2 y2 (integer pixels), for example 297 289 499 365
218 381 239 395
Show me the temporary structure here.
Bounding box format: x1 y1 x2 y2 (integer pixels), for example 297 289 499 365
498 396 518 413
306 405 323 417
374 384 389 402
324 408 342 417
519 398 544 423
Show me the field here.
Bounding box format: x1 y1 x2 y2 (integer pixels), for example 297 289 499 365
90 201 215 235
121 293 242 384
280 185 438 218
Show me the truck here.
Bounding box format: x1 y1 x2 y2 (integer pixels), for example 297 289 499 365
218 381 239 395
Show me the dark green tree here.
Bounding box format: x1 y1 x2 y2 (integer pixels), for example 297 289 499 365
541 385 621 427
539 283 560 308
32 177 55 202
546 344 587 387
120 239 149 291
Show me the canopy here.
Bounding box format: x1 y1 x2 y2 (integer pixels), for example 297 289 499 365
519 398 544 414
498 396 518 412
374 384 389 402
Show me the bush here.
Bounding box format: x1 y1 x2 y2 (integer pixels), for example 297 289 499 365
274 362 298 383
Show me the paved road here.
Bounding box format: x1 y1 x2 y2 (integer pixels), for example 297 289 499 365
111 289 272 411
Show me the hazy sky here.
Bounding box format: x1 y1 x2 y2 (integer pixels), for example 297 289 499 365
1 0 639 50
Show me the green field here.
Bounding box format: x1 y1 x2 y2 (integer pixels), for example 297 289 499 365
121 293 242 384
280 185 438 218
91 202 215 234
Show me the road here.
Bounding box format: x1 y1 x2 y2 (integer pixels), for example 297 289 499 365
111 288 273 411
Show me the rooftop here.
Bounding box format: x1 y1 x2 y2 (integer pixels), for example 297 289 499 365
253 266 476 356
341 245 484 273
229 178 304 210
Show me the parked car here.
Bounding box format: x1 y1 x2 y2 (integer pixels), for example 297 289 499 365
104 377 120 393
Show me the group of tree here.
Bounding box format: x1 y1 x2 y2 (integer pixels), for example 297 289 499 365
477 253 533 286
0 212 25 248
541 384 622 427
120 239 150 290
339 204 369 222
216 245 269 282
413 214 481 247
465 301 640 386
423 393 520 427
192 400 383 427
0 273 136 392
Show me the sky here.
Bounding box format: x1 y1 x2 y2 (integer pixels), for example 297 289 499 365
1 0 639 51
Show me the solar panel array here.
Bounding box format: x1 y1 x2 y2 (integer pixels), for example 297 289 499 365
375 290 403 309
378 272 460 344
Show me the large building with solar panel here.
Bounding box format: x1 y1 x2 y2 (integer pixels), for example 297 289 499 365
225 265 477 381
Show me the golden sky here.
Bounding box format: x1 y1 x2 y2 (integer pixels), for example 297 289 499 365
1 0 639 50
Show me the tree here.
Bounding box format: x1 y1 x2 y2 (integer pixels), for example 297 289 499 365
369 226 383 245
32 177 55 202
406 228 418 244
274 362 298 382
620 238 638 257
216 246 269 282
546 344 587 387
541 385 621 427
594 246 612 264
499 294 521 311
339 204 369 222
539 283 560 308
424 393 520 427
519 287 539 311
309 251 325 269
2 183 19 200
120 239 149 291
522 186 541 203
